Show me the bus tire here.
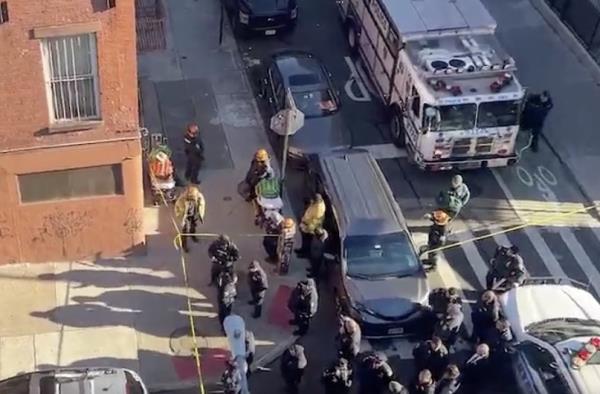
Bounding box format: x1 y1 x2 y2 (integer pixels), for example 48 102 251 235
346 21 359 55
390 105 406 147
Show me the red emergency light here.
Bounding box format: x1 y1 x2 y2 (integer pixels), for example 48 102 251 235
571 337 600 369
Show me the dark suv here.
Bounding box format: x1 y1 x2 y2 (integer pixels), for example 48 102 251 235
222 0 298 37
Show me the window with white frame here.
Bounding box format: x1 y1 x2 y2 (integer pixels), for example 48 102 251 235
41 33 100 123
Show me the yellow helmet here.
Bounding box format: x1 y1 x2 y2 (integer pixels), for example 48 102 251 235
283 218 295 229
255 149 269 161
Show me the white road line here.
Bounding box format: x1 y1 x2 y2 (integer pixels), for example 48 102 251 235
452 230 488 288
558 229 600 294
357 143 407 160
492 170 569 279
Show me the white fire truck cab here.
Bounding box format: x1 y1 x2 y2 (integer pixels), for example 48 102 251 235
337 0 526 171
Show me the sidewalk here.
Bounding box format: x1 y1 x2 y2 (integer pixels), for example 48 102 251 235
0 0 305 391
483 0 600 207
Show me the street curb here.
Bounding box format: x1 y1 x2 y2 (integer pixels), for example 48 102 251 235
528 0 600 85
252 334 299 371
147 379 199 393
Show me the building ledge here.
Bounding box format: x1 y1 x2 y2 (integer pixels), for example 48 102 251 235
48 120 104 133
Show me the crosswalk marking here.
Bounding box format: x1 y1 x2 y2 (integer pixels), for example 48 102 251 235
492 170 570 279
557 229 599 294
452 230 488 288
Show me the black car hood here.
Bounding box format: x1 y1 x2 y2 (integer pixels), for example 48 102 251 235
245 0 291 14
288 113 351 155
345 274 428 319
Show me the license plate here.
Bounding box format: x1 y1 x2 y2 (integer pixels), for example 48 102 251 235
265 29 277 36
459 161 481 169
388 327 404 335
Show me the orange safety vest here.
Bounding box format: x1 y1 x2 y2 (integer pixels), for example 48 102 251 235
150 157 173 179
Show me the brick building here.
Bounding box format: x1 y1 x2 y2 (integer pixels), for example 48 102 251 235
0 0 145 263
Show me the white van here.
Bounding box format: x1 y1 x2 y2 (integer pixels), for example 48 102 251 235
500 278 600 394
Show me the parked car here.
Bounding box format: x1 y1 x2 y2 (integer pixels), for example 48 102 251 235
306 149 430 338
0 368 148 394
262 50 349 162
222 0 298 37
500 278 600 394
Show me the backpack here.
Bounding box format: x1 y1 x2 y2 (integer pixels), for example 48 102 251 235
437 190 463 214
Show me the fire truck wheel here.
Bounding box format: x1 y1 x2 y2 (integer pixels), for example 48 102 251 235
390 106 406 147
346 21 359 55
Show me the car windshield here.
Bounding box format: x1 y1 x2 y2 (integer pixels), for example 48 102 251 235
526 318 600 344
518 342 572 394
344 232 420 278
291 90 338 118
425 104 476 132
477 100 521 128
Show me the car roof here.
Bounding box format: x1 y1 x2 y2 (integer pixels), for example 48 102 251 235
317 149 407 237
271 51 329 91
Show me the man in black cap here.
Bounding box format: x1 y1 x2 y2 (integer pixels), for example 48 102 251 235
522 91 553 153
183 123 204 184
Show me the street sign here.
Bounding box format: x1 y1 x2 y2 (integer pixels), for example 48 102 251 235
269 107 304 136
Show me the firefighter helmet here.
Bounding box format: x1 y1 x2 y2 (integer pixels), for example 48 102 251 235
255 149 269 161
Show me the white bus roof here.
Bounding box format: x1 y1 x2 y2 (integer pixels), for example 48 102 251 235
381 0 497 39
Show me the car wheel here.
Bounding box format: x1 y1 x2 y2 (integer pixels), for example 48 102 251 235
390 105 406 148
232 15 247 38
346 21 359 55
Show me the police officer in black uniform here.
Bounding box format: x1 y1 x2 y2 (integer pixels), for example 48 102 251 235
358 352 394 394
436 364 461 394
247 260 268 318
217 270 237 329
183 123 204 184
412 336 449 380
280 343 307 393
471 290 501 343
433 304 464 350
308 228 328 282
321 356 353 394
208 234 240 286
287 279 318 336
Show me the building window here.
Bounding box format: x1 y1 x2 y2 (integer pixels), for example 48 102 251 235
18 164 123 203
41 33 100 123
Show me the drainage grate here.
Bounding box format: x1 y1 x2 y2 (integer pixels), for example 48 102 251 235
135 0 166 52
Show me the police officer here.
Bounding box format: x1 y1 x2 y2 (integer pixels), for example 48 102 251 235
308 227 328 281
462 343 491 392
429 287 462 319
217 270 237 329
221 359 242 394
436 364 461 394
287 279 318 336
247 260 268 318
174 185 206 253
433 304 464 349
411 369 436 394
486 245 526 290
412 336 449 380
471 290 501 343
484 318 513 364
358 352 394 394
208 234 240 286
321 357 353 394
245 330 255 376
280 343 307 393
183 123 204 184
336 315 361 362
523 91 553 153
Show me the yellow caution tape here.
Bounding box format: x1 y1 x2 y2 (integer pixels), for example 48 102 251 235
426 202 600 255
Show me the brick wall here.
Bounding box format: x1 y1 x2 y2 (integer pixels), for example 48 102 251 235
0 0 139 150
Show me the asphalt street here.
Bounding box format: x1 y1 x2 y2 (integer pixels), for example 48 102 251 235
218 0 600 393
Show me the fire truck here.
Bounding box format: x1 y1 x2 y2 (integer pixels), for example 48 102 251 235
336 0 526 170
